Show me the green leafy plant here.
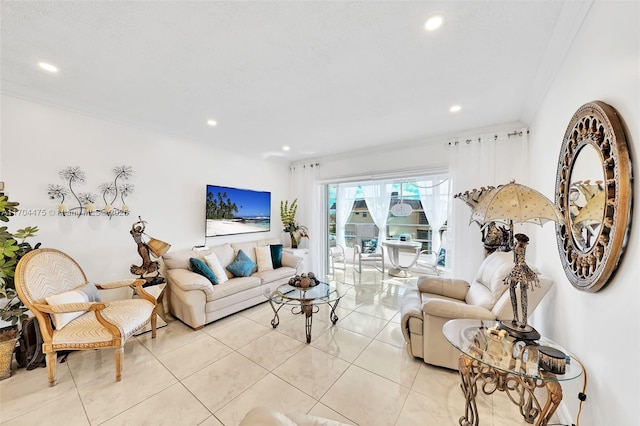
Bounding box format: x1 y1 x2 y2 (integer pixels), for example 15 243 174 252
0 194 40 327
280 199 308 238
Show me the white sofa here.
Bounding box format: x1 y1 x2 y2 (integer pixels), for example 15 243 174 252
162 238 302 329
400 251 553 370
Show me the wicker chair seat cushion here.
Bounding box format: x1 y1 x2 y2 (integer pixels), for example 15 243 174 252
52 299 154 346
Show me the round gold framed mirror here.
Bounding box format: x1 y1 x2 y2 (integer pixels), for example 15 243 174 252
555 101 632 292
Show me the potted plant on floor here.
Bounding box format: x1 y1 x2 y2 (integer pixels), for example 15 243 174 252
0 193 39 379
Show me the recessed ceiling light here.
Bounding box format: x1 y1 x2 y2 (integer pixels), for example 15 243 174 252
424 15 444 31
38 62 58 73
206 119 217 127
449 105 461 112
282 146 290 151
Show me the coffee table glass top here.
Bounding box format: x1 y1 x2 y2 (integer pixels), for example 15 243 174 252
268 282 342 305
266 281 343 343
443 319 583 382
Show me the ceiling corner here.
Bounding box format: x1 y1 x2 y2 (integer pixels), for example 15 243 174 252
520 0 595 125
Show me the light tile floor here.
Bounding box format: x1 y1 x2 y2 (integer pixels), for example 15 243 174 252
0 267 558 425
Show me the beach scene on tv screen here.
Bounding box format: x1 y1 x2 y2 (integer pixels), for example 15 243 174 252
205 185 271 237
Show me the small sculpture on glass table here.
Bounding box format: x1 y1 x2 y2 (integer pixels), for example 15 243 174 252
500 233 541 340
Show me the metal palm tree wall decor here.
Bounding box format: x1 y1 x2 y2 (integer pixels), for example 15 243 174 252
47 166 134 218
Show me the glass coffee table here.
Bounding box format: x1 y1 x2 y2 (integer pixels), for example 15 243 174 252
266 282 342 343
443 319 583 426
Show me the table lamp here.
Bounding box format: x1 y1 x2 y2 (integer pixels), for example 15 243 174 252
130 216 171 286
458 181 563 340
454 185 510 253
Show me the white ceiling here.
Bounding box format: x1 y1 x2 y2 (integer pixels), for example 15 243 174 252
1 1 575 162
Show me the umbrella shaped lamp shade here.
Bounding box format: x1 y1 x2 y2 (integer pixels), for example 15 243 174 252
454 186 496 227
470 181 563 227
574 187 606 226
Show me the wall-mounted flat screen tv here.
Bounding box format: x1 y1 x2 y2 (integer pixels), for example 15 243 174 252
205 185 271 237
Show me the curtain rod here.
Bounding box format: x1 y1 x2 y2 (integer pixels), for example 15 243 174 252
290 162 320 170
317 166 448 185
447 128 529 146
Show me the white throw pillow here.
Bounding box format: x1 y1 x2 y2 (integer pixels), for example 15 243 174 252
204 253 229 284
45 282 101 330
255 246 274 272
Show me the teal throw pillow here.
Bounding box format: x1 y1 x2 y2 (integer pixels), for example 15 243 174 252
361 238 378 254
270 244 283 269
437 248 446 267
226 250 257 277
190 257 218 284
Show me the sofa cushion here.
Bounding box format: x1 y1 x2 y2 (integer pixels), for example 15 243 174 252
465 251 513 309
231 241 258 263
227 250 258 277
255 246 274 272
208 276 262 301
204 253 229 284
270 244 283 268
256 238 282 247
162 249 193 270
190 257 218 284
253 266 296 283
211 243 235 279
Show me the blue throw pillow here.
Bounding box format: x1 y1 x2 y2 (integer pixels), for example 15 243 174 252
270 244 283 269
437 248 446 267
361 238 378 254
190 257 218 284
226 249 257 277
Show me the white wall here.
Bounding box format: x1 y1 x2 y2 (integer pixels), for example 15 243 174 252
315 135 449 182
528 2 639 425
0 95 290 282
313 121 525 183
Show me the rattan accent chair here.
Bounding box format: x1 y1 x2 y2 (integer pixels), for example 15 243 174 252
15 248 157 386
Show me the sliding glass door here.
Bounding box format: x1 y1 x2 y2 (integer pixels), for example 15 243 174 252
327 174 449 255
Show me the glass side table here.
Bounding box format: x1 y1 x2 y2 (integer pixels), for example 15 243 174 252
443 319 583 426
266 282 342 343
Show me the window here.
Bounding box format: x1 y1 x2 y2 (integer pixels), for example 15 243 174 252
328 175 448 252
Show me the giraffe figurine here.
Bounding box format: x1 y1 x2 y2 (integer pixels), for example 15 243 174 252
503 233 540 328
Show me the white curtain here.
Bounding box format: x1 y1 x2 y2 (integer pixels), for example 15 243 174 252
417 175 449 252
289 162 323 273
361 181 393 243
448 129 529 282
336 183 358 247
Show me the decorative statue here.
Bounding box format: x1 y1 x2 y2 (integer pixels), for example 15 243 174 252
130 218 160 278
503 233 540 329
482 221 511 255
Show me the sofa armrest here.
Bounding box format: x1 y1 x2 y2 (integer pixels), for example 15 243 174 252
400 289 424 344
422 298 496 320
417 277 470 301
281 252 302 272
165 268 215 299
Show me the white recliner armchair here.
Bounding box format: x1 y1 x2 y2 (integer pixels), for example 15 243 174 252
400 251 553 370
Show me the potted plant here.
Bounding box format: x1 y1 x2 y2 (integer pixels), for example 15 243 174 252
280 199 308 249
0 194 39 379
